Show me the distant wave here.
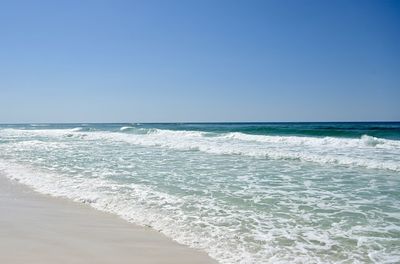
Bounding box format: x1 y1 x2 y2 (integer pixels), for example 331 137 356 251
30 124 47 127
120 126 134 131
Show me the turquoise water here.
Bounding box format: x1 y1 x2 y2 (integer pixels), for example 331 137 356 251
0 123 399 263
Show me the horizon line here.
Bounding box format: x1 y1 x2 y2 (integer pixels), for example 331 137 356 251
1 120 400 125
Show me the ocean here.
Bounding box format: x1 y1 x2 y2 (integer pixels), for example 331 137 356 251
0 122 399 263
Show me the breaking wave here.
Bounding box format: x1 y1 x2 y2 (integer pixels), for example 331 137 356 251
120 126 134 131
1 128 399 171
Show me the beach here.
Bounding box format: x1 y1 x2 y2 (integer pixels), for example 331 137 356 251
1 0 398 262
0 175 216 264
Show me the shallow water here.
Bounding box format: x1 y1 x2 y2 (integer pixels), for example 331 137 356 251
0 123 399 263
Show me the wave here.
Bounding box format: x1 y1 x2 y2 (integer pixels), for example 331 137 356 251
222 132 398 148
1 128 400 172
30 124 47 127
120 126 133 131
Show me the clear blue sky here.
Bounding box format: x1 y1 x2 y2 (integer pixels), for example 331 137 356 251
0 0 399 123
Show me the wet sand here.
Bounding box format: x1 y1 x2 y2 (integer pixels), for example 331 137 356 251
0 175 217 264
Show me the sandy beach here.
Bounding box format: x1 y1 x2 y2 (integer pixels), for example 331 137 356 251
0 175 217 264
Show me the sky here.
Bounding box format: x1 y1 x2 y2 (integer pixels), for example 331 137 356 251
0 0 399 123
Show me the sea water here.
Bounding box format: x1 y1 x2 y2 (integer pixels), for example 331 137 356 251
0 122 399 263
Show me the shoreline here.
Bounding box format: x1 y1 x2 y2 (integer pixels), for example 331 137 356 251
0 175 217 264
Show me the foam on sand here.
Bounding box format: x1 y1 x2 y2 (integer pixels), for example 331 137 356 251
0 174 216 264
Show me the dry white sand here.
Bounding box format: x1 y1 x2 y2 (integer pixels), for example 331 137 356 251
0 175 217 264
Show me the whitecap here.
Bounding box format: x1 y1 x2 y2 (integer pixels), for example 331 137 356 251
120 126 133 131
